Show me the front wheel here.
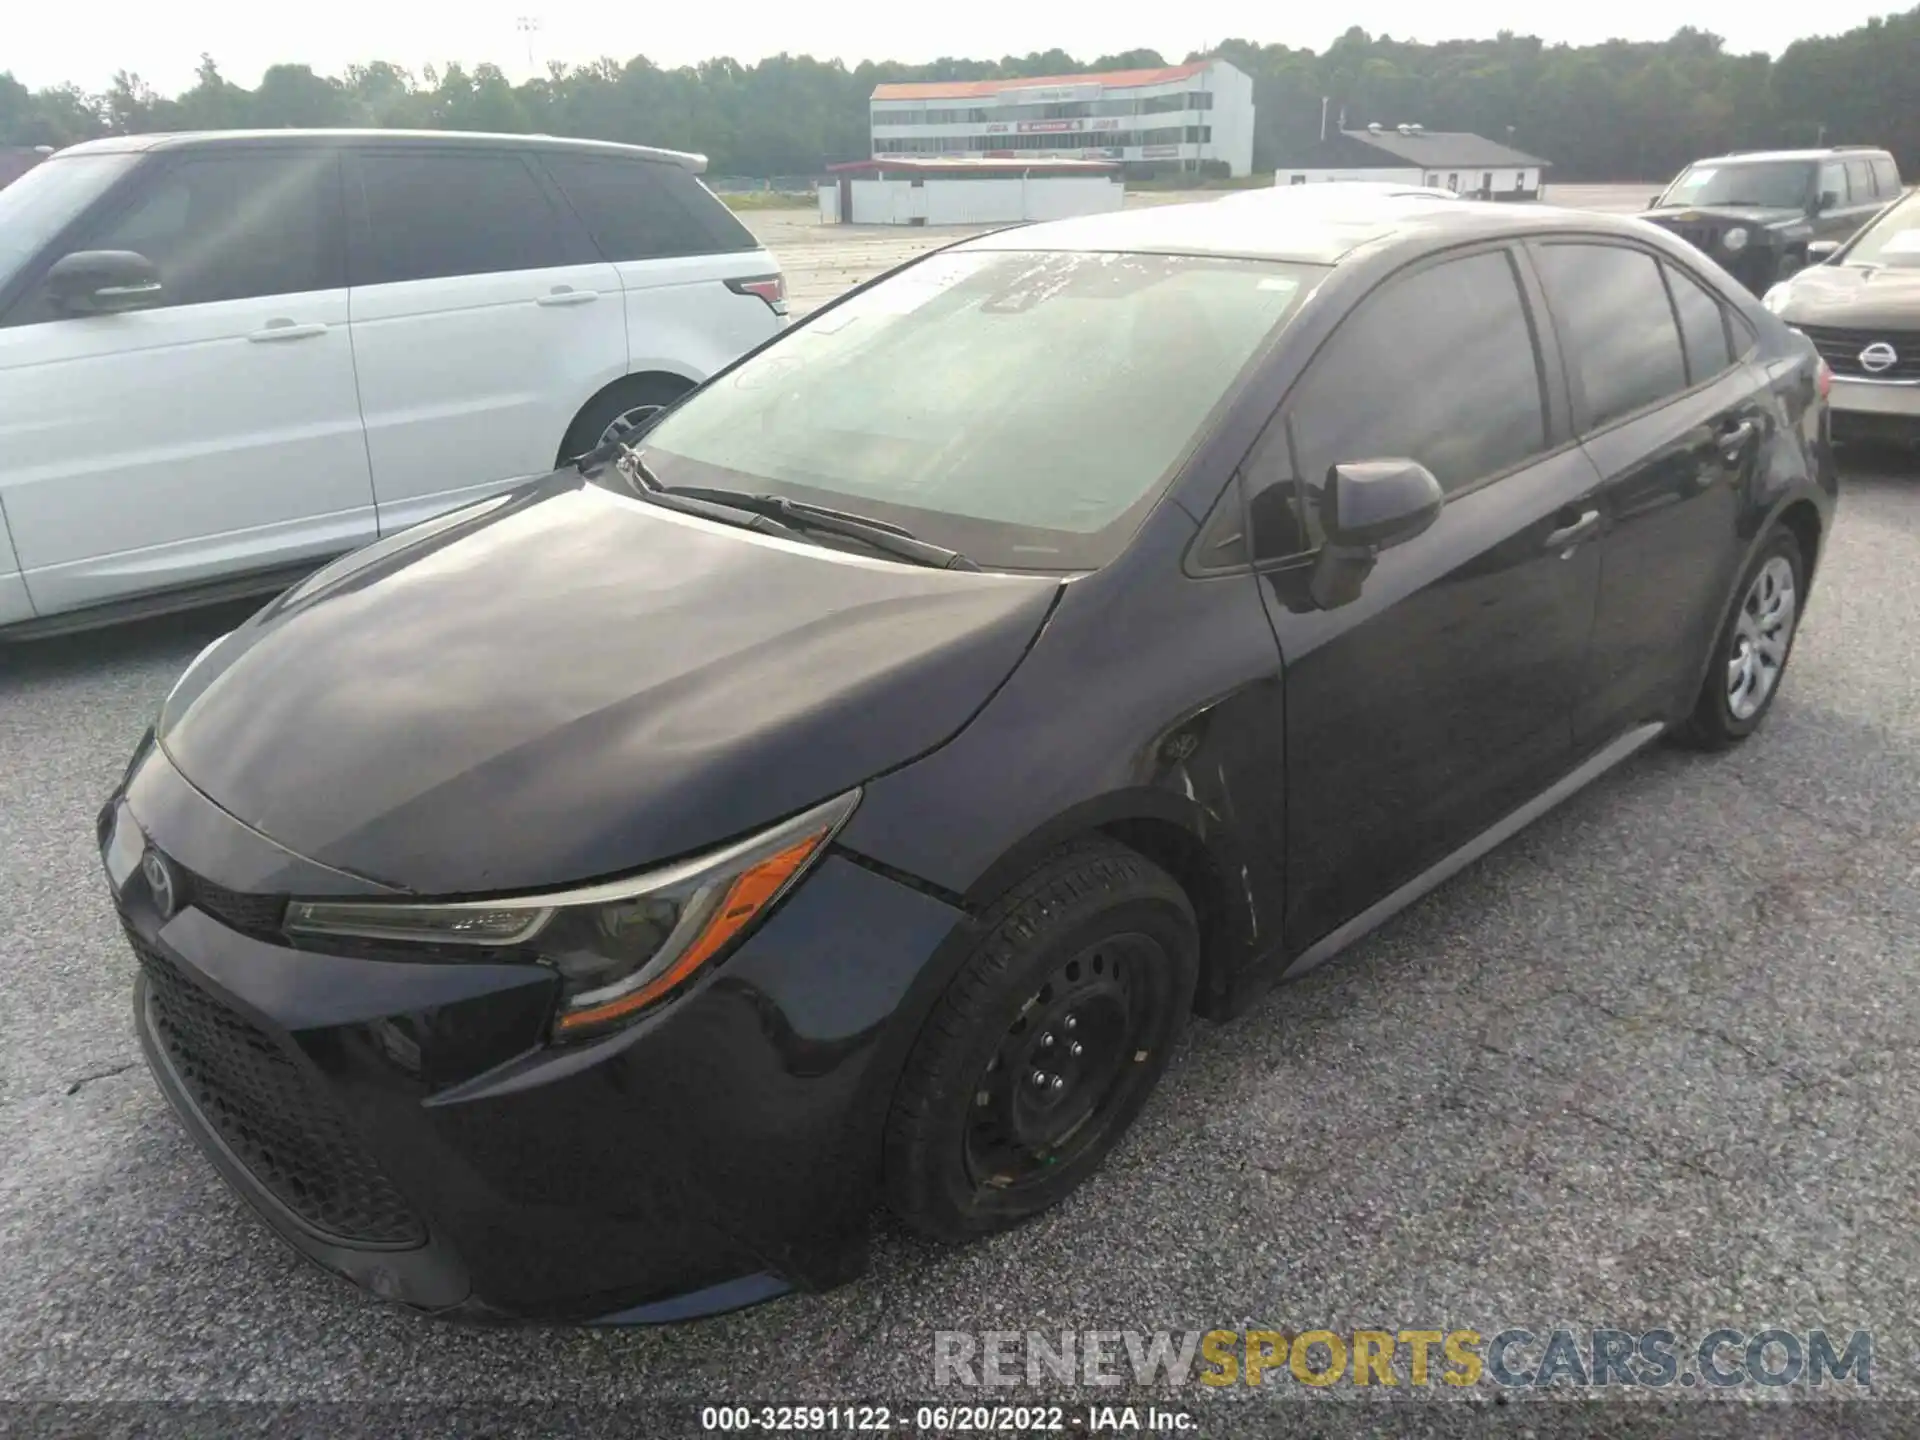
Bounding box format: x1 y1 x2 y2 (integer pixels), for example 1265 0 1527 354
1677 528 1806 749
883 840 1198 1242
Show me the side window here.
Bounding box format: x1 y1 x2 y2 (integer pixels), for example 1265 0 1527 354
1534 243 1688 431
541 154 756 261
1663 262 1735 384
1845 160 1875 202
1244 248 1548 559
60 153 339 309
1818 161 1847 205
354 152 574 285
1872 157 1902 197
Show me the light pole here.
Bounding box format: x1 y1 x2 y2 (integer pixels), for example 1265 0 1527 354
516 16 543 71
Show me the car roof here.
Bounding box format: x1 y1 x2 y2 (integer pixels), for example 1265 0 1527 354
52 129 708 173
1685 149 1890 166
957 195 1657 268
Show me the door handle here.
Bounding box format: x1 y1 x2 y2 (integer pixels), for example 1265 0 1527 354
536 287 599 307
1718 419 1756 459
248 320 328 342
1543 508 1601 553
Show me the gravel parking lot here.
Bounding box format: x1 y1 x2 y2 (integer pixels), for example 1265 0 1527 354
1 188 1915 1425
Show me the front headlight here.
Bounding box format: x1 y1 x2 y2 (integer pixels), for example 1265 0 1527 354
286 789 860 1039
1761 282 1794 315
1722 227 1749 253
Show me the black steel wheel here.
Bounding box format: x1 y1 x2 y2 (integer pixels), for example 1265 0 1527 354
884 839 1197 1241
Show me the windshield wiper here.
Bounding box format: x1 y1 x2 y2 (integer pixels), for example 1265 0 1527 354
575 437 805 542
670 486 982 572
574 435 980 571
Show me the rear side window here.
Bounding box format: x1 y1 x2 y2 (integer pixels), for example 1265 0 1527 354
1534 243 1688 431
1872 157 1902 196
1248 248 1548 557
542 154 757 260
1663 262 1735 384
63 152 340 309
354 152 577 285
1845 160 1875 202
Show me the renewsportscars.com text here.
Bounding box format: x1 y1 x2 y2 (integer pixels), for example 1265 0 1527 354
933 1327 1872 1390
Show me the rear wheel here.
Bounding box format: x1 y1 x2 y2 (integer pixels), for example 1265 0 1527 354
557 374 693 466
1677 527 1805 750
883 840 1197 1241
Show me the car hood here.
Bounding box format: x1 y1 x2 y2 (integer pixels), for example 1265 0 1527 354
159 474 1061 895
1777 263 1920 326
1645 204 1803 228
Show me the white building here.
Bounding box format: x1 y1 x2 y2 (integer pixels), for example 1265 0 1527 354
820 157 1124 226
869 60 1255 179
1274 125 1551 201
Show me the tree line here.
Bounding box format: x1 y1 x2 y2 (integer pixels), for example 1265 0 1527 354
3 10 1918 182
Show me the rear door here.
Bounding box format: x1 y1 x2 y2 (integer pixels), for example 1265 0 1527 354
0 148 372 617
344 146 626 535
1242 244 1606 951
1527 240 1765 746
536 152 785 386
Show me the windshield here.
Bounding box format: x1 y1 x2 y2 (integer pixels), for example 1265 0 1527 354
1843 193 1920 268
641 248 1319 571
0 153 140 291
1660 161 1812 211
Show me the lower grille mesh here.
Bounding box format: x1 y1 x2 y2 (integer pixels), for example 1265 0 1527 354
131 929 425 1247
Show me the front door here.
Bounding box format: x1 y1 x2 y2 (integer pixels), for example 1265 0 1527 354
1239 246 1605 952
1527 241 1765 745
0 148 374 617
344 147 627 535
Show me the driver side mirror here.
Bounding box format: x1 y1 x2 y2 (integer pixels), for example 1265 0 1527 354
1812 190 1840 216
1308 459 1445 610
46 250 163 316
1805 239 1841 264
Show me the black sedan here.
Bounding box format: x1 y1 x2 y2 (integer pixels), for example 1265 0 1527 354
102 195 1837 1325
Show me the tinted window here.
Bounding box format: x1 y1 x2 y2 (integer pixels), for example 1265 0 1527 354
1255 249 1545 555
1535 244 1687 431
1845 160 1875 201
65 153 338 309
355 152 573 284
1872 157 1902 197
1819 162 1847 205
543 154 756 261
1664 262 1734 383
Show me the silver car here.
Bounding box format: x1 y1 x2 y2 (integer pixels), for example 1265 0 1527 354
1763 186 1920 448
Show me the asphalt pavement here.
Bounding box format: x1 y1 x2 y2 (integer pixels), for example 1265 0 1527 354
0 199 1916 1426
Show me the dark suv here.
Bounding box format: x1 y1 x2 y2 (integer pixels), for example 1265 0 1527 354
1644 147 1903 295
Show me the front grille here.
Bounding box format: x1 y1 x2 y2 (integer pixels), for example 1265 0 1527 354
1662 221 1717 253
1795 324 1920 381
178 870 286 936
131 929 426 1247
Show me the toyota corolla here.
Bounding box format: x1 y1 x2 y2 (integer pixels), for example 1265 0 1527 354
102 196 1836 1324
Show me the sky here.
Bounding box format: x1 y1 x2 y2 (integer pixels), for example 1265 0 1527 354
7 0 1908 96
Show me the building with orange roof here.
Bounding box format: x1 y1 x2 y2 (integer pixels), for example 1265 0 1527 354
868 59 1254 178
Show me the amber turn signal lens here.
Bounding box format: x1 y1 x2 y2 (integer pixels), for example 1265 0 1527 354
554 827 828 1034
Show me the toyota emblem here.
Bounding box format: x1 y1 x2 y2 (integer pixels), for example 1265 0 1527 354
1858 342 1899 374
141 848 178 919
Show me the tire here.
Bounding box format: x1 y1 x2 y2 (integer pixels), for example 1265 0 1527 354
556 374 693 467
883 839 1198 1242
1676 527 1806 750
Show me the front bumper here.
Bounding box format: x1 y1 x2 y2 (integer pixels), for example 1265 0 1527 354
1828 375 1920 431
108 745 966 1323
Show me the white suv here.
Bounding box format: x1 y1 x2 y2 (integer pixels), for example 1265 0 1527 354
0 130 789 636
